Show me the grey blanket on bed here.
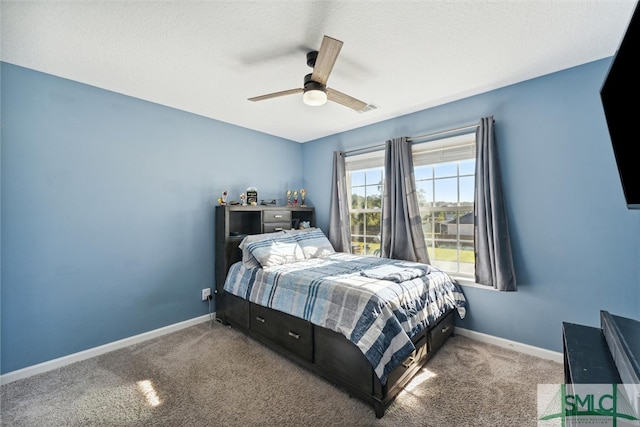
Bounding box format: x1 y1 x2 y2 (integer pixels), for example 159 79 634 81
223 252 467 385
360 263 430 282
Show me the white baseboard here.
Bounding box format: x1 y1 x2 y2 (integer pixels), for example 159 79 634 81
454 327 564 363
0 314 213 385
1 316 562 385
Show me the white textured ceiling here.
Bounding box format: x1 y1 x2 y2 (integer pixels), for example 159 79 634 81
1 1 636 143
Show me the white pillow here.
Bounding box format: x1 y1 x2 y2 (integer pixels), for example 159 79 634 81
287 228 335 259
245 233 305 268
239 231 285 268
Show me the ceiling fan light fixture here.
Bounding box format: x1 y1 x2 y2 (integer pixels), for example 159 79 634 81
303 88 327 106
302 74 327 106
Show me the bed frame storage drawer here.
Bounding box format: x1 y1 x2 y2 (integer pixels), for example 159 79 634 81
429 310 455 353
384 333 428 391
251 303 313 361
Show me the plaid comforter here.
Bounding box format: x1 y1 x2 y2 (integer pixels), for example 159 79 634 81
223 252 467 384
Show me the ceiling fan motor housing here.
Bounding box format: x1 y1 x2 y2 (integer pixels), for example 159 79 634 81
304 73 325 92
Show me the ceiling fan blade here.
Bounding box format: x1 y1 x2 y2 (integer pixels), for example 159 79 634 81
327 88 368 111
311 36 343 85
248 88 303 102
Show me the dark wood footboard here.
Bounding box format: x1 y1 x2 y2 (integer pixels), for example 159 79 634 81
218 293 455 418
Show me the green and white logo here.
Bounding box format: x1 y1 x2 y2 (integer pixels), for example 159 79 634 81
538 383 640 426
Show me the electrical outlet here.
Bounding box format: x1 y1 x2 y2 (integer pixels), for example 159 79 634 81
201 288 211 301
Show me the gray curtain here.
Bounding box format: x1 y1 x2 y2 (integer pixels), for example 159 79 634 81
475 116 516 291
328 151 352 253
380 137 430 263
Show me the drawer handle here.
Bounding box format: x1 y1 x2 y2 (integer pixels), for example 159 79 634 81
274 214 283 219
288 331 300 339
402 355 416 368
255 316 266 323
441 325 450 334
274 227 283 231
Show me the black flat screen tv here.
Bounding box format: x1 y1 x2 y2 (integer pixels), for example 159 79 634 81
600 0 640 209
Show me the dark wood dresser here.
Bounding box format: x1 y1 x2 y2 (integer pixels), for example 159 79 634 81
562 311 639 417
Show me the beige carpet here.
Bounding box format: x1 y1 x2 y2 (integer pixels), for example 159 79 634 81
0 320 563 426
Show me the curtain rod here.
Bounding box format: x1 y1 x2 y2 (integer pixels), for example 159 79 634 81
343 121 480 156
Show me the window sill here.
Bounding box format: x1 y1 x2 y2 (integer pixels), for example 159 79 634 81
452 276 497 291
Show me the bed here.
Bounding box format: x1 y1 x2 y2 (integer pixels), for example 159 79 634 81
218 227 467 417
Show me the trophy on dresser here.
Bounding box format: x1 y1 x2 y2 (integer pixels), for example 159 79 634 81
246 187 258 206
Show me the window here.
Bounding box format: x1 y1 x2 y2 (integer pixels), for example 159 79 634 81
413 133 476 278
346 152 383 256
345 133 476 280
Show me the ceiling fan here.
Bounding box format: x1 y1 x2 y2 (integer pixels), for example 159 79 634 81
248 35 369 112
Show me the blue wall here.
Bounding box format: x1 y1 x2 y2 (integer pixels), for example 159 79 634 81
302 58 640 352
0 63 304 373
2 58 639 375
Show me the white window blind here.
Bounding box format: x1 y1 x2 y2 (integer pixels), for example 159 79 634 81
344 132 475 170
412 133 476 166
345 150 384 171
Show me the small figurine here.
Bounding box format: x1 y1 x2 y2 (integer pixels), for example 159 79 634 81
217 190 228 206
240 192 247 206
300 188 307 207
286 190 292 206
293 190 298 207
